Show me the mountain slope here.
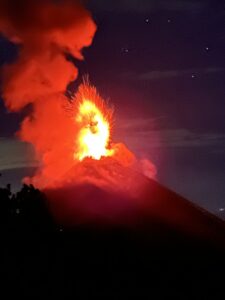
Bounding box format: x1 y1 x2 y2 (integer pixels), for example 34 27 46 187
45 158 225 246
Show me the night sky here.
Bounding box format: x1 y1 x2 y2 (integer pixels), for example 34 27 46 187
0 0 225 218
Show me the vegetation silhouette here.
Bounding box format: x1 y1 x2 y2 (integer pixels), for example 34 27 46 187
0 175 55 237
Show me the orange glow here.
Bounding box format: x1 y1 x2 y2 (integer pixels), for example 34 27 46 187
74 83 114 161
75 100 114 160
0 0 157 190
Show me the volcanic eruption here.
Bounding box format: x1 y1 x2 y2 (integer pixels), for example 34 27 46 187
0 0 154 221
0 0 155 190
1 3 225 300
0 0 224 245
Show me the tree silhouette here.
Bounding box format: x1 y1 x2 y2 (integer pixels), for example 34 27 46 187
0 177 55 236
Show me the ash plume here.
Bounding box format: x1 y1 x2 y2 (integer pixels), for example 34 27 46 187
0 0 96 110
0 0 98 187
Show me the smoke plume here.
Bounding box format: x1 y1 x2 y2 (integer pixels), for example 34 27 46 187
0 0 96 109
0 0 98 186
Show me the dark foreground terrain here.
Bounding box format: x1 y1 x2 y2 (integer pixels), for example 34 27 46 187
0 182 225 299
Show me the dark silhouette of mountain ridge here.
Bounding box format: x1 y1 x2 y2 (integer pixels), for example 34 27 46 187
0 164 225 299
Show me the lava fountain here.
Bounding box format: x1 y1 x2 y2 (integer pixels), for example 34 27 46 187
73 83 114 161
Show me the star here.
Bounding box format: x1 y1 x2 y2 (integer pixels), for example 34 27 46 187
219 208 225 212
145 18 150 23
205 46 209 51
191 74 196 79
167 19 171 23
121 47 129 54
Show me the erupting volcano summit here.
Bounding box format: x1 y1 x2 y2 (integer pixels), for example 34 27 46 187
0 0 155 190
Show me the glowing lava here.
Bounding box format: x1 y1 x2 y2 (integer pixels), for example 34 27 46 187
74 83 114 161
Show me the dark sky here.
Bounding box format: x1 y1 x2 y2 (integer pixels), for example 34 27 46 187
0 0 225 217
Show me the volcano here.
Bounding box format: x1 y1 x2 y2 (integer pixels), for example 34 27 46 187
20 159 223 299
45 158 225 246
1 164 225 300
1 1 224 298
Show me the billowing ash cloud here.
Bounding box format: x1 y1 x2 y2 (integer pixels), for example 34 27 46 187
0 0 98 187
0 0 96 111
